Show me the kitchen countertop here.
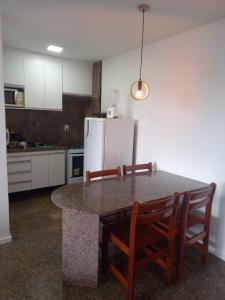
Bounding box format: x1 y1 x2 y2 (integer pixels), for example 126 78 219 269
7 145 67 153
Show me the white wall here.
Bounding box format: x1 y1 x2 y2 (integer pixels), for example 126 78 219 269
0 14 11 244
102 18 225 260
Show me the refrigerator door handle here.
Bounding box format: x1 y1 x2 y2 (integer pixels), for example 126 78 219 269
86 120 90 138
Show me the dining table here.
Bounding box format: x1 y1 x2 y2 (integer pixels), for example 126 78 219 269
51 170 208 288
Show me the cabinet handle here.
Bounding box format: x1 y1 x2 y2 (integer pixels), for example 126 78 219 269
8 170 32 175
8 160 31 165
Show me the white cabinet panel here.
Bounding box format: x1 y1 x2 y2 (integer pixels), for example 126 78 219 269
8 171 32 184
8 182 32 193
24 57 45 109
3 48 24 86
3 47 92 109
7 151 65 192
49 152 65 186
32 154 49 189
44 61 62 110
8 161 31 173
63 61 92 96
7 155 31 163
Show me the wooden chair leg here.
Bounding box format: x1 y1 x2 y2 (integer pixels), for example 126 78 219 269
177 239 185 282
102 227 109 273
127 253 135 300
202 233 209 264
164 244 174 285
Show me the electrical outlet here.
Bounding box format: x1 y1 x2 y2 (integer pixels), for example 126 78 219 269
64 125 72 132
64 125 69 132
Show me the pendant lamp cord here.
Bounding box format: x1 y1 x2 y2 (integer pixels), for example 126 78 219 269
139 9 145 80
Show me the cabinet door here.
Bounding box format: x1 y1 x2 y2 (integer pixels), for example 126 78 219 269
44 60 62 110
32 154 49 189
63 61 92 95
3 48 24 86
24 57 45 109
49 152 65 186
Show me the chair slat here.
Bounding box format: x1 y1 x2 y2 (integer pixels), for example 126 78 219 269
86 166 121 183
177 182 216 281
123 162 152 175
102 193 179 300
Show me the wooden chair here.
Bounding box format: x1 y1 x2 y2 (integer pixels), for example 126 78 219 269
86 167 126 226
86 166 121 183
123 162 152 175
176 182 216 281
102 193 179 300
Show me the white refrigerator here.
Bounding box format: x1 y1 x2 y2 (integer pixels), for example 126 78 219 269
84 117 135 176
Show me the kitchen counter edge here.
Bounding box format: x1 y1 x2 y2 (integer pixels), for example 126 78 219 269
7 146 67 154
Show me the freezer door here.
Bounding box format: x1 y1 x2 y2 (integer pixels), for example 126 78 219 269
84 118 105 176
104 118 135 169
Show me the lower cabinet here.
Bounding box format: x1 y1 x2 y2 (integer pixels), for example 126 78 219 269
7 150 65 193
7 155 32 193
49 152 65 186
32 154 49 189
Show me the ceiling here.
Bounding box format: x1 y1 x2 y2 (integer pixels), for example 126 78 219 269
1 0 225 62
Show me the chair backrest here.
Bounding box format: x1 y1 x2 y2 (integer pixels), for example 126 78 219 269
181 182 216 231
123 162 152 175
129 193 179 249
86 167 121 183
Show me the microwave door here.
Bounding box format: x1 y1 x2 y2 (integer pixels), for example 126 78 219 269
4 89 16 106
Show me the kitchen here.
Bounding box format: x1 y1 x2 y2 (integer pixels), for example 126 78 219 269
1 1 225 300
4 47 102 191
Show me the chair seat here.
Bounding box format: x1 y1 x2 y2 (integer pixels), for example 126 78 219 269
158 212 204 234
100 209 131 226
107 221 166 251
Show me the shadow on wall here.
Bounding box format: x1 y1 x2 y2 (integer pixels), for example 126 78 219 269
133 119 138 163
212 182 225 260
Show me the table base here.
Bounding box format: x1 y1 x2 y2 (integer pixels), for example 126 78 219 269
62 208 99 287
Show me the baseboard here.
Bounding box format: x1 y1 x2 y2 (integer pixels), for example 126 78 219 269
0 235 12 245
187 229 225 262
209 245 225 261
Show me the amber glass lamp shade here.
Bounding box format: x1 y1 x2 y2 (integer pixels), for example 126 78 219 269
130 79 149 100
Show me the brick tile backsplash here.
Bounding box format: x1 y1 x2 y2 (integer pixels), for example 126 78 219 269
6 95 99 147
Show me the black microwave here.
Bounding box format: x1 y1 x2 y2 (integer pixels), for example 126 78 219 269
4 87 25 108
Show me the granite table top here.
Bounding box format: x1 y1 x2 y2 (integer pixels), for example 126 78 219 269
51 170 208 215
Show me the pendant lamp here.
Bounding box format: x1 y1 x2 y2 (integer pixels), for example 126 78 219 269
130 4 150 101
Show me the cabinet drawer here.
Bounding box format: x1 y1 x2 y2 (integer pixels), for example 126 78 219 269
8 181 32 193
8 171 32 184
7 156 31 163
8 161 32 173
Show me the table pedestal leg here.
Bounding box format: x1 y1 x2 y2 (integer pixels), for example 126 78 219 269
62 208 99 287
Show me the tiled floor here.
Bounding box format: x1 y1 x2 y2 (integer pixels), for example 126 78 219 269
0 189 224 300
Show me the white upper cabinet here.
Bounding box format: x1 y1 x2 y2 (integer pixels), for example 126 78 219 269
3 47 24 86
24 57 45 109
3 47 93 110
24 57 62 110
63 60 92 96
44 60 62 110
